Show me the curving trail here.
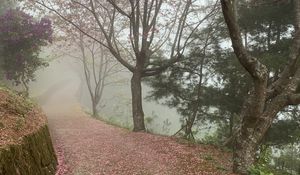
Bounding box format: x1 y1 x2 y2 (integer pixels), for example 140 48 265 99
41 82 235 175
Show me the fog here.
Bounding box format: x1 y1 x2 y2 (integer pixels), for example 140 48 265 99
28 50 185 135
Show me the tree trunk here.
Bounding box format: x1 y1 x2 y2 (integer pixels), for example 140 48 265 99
267 22 272 50
185 119 193 139
21 75 29 97
229 114 234 137
131 70 145 132
221 0 300 174
23 82 29 97
185 110 197 140
233 129 258 174
92 99 98 117
184 55 204 140
276 24 281 44
244 30 248 49
233 95 286 174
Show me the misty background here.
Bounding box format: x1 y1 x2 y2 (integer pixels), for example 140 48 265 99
27 48 210 137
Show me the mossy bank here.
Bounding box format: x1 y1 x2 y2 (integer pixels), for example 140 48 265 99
0 88 57 175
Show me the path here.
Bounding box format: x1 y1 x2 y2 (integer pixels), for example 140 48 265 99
41 82 234 175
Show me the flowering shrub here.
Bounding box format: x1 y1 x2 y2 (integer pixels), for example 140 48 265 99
0 9 52 94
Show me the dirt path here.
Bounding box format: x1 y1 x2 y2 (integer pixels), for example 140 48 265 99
41 83 234 175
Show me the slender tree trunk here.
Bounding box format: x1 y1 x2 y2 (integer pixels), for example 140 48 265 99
267 22 272 50
23 82 29 96
276 24 281 44
21 75 29 97
229 114 234 137
185 55 205 139
244 30 248 49
92 99 98 117
131 70 145 132
185 89 201 140
185 113 196 140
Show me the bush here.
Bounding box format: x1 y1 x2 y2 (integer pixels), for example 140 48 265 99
248 165 274 175
248 145 274 175
0 9 52 94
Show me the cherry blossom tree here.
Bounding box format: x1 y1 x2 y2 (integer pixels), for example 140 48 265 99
51 5 125 117
25 0 218 131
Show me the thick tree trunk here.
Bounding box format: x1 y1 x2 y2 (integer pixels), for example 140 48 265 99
131 70 145 132
233 94 286 174
221 0 300 174
233 128 259 174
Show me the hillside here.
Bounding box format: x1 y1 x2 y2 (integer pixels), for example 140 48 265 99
0 88 57 175
0 88 45 146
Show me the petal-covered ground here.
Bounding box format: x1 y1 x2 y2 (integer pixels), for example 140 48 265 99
48 112 235 175
41 82 236 175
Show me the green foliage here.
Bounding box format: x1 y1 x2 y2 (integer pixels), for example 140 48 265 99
248 146 274 175
144 111 158 133
216 165 228 172
101 116 132 130
88 107 133 130
258 146 272 166
200 128 224 146
248 166 274 175
237 0 293 74
0 87 34 117
13 117 25 131
201 133 219 146
145 21 225 136
273 146 300 174
265 117 300 146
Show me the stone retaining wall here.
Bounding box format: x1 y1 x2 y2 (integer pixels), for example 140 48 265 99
0 125 57 175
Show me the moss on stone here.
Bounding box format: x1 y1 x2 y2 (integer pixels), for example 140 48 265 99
0 125 57 175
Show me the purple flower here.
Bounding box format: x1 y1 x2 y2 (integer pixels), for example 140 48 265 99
0 9 53 47
0 9 52 85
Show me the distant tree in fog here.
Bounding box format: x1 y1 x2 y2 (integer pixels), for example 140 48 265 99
51 6 125 117
62 33 125 117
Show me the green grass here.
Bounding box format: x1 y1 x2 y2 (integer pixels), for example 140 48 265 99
0 86 36 117
83 109 133 130
203 154 214 161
